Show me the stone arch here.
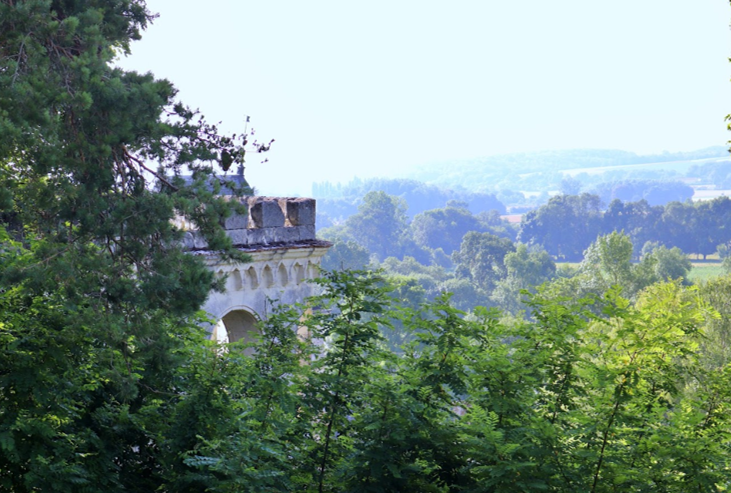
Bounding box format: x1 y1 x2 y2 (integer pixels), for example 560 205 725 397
262 264 275 288
195 196 332 346
277 263 289 286
220 308 259 356
231 269 243 291
246 266 259 289
307 261 319 279
293 263 305 285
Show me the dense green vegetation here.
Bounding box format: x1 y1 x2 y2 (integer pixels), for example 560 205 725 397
319 193 513 269
319 186 731 316
520 194 731 261
3 1 731 492
0 1 255 490
141 271 731 492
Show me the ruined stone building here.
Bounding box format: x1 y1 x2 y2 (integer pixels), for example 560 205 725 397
182 197 330 344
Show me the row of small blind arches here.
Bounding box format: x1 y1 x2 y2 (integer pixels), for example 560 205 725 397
217 261 319 290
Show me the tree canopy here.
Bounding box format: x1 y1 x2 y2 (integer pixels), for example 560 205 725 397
520 194 731 260
518 193 603 261
3 1 731 492
0 1 260 489
123 270 731 492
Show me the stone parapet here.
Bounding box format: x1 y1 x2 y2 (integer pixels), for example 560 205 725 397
279 197 316 226
183 196 318 250
248 197 285 228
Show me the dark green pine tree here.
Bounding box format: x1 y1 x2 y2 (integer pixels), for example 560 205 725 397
0 1 258 490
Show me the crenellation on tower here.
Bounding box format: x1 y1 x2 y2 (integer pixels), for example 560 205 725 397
183 197 321 250
190 196 331 344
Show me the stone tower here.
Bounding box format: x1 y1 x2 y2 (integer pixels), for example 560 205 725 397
182 197 330 344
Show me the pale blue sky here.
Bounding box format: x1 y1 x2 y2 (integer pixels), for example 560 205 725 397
118 1 731 195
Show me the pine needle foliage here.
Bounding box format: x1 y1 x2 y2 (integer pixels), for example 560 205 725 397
0 1 258 490
2 1 731 491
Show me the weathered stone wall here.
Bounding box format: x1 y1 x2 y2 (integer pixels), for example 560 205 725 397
182 197 317 250
204 247 325 341
189 196 330 343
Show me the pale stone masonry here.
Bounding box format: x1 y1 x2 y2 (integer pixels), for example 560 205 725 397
182 197 319 250
185 197 331 344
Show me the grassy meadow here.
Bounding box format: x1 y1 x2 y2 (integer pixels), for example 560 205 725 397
688 261 726 283
555 259 727 285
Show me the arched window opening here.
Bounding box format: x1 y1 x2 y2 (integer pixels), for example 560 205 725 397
262 265 275 288
277 263 289 286
231 269 243 291
247 266 259 289
307 261 319 280
221 309 259 356
293 263 305 285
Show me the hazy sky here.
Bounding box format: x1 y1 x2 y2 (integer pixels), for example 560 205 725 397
117 1 731 195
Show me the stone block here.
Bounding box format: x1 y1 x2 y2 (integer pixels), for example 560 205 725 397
227 229 249 247
182 231 196 250
222 212 248 230
295 224 316 241
280 197 316 226
246 228 268 246
266 226 300 244
193 231 209 250
248 197 285 228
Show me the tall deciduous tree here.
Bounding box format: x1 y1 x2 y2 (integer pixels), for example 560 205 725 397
581 230 635 287
453 231 515 292
491 243 556 313
343 191 408 260
409 201 513 256
518 193 603 261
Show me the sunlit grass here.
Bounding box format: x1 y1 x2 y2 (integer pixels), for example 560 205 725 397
688 262 725 283
556 260 727 284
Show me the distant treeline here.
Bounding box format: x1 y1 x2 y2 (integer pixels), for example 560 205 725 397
413 147 728 193
318 190 710 317
312 177 505 224
313 152 724 218
587 179 694 207
318 191 513 269
316 178 731 267
423 147 727 176
520 194 731 261
688 160 731 189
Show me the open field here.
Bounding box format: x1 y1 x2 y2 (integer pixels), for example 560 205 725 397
560 156 729 177
692 189 731 202
688 262 726 283
555 260 727 284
